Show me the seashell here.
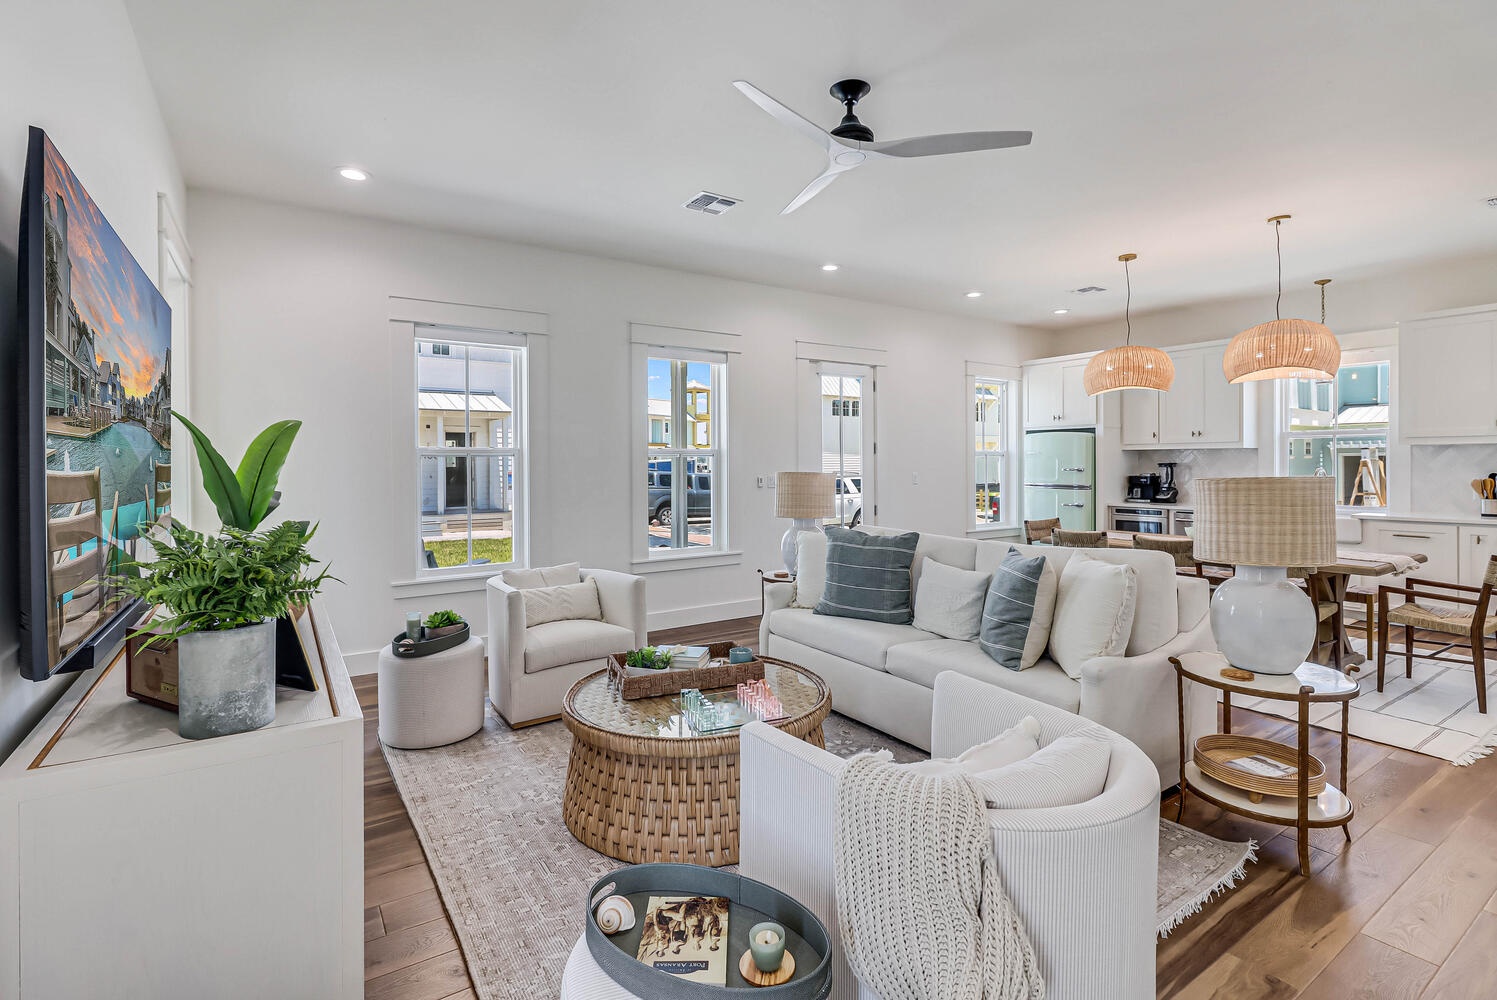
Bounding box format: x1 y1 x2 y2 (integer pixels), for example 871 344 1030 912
595 895 635 935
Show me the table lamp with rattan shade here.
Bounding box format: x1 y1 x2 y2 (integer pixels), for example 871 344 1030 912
775 472 835 574
1195 476 1336 674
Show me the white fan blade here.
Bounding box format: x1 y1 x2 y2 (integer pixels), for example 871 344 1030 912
866 130 1032 157
733 80 836 152
780 160 858 215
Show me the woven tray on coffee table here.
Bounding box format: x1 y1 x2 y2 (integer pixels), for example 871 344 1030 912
607 641 764 700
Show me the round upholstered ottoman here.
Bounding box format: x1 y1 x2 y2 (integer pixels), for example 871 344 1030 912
377 636 485 749
561 936 638 999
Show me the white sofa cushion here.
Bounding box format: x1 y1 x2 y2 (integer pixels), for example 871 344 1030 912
502 561 581 589
520 578 602 628
766 607 932 671
523 619 636 674
883 639 1080 712
1008 543 1178 656
792 530 828 609
974 728 1114 809
911 558 990 641
905 715 1041 779
1049 551 1139 679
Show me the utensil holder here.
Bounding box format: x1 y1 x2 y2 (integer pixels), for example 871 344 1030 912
1481 499 1497 518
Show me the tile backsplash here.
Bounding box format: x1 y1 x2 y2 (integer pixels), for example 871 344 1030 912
1410 444 1497 518
1124 449 1259 506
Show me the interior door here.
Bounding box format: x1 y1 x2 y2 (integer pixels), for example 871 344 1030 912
801 361 876 526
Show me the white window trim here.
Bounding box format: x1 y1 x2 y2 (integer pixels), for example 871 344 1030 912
630 341 735 570
965 364 1021 535
1274 345 1394 512
388 298 549 591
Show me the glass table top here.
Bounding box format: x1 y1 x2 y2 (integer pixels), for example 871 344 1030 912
567 660 826 739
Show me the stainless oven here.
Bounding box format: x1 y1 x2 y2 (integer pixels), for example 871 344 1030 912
1112 506 1167 534
1171 509 1194 534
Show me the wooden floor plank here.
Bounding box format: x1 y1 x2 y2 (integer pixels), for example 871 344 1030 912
1362 813 1497 964
381 888 448 934
365 904 386 942
364 950 470 1000
1295 933 1435 999
366 862 438 908
365 917 460 981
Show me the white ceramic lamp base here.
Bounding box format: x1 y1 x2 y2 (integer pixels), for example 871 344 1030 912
1209 565 1316 675
780 518 820 575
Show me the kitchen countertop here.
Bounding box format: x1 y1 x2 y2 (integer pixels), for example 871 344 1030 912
1107 501 1194 509
1350 511 1497 528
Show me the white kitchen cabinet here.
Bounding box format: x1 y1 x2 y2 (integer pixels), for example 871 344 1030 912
1024 359 1097 428
1120 387 1160 447
1365 521 1459 586
1459 525 1497 588
1136 343 1256 449
1399 306 1497 443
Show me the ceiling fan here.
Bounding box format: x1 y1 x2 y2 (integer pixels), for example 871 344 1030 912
732 78 1032 214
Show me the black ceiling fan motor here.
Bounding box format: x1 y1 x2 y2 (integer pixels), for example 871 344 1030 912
828 79 875 142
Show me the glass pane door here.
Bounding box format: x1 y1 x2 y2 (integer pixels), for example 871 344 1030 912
820 370 869 527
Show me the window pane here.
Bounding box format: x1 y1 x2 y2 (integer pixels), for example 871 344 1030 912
646 455 714 550
975 453 1002 524
471 454 516 564
974 380 1002 450
420 453 471 567
468 345 518 447
821 374 864 526
685 361 713 448
647 357 676 447
416 339 469 443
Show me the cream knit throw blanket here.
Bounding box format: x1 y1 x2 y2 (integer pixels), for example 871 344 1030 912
833 752 1044 1000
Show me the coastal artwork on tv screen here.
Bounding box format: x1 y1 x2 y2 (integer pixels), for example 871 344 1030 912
38 134 171 672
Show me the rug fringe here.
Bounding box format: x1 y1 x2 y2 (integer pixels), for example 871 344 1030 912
1453 726 1497 766
1156 840 1258 939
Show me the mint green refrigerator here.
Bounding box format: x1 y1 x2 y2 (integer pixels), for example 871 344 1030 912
1023 430 1096 531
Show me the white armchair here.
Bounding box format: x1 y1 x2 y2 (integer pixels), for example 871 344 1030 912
485 568 647 727
740 671 1160 1000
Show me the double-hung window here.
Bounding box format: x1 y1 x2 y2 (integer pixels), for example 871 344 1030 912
415 332 526 569
643 351 726 553
1282 357 1391 507
966 366 1015 530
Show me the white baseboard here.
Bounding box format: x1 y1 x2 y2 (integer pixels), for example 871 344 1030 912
647 598 760 632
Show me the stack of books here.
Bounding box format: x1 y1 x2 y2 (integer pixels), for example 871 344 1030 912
660 645 711 670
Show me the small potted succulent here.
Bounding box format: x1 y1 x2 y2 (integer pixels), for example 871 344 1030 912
623 647 674 672
423 609 467 639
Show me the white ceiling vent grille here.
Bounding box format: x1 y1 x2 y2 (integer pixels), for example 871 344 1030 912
683 192 741 215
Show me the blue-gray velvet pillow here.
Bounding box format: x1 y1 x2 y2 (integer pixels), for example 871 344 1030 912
813 527 920 624
979 547 1047 670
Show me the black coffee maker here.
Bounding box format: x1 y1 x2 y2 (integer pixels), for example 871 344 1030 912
1126 474 1159 501
1154 462 1179 503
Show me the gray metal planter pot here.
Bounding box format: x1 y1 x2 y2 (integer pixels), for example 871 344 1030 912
177 620 277 740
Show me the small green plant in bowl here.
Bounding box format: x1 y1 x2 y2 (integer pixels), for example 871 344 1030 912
624 647 673 671
423 609 466 637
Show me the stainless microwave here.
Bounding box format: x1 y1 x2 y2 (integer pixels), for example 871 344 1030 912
1112 507 1167 534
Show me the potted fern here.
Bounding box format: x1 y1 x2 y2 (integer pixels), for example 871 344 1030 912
117 412 332 739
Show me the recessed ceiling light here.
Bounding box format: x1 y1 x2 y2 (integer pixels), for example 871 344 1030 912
821 263 839 271
338 166 369 181
965 291 983 298
1053 308 1070 315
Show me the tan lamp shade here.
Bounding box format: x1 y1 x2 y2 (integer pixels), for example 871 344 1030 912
1193 476 1336 567
1083 345 1176 395
776 472 836 519
1223 318 1340 383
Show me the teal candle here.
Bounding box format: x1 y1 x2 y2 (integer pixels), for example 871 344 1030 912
748 921 786 973
405 612 422 640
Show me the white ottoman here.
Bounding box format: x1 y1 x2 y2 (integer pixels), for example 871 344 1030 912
561 936 638 999
377 636 485 748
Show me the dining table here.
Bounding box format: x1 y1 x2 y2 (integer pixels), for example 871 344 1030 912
1103 531 1428 670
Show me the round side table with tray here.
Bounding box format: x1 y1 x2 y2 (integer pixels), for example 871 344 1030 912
1170 650 1358 877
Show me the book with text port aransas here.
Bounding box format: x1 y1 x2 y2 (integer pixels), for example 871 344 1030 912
635 895 730 985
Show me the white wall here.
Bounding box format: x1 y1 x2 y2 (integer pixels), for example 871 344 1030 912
187 191 1050 673
0 0 186 760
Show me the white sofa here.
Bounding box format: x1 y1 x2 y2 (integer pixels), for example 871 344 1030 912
760 525 1216 783
740 671 1161 1000
485 568 647 727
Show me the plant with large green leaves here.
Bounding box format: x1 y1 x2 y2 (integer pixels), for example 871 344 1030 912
117 520 335 644
173 410 302 530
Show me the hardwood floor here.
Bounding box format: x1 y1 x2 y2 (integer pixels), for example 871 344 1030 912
359 618 1497 999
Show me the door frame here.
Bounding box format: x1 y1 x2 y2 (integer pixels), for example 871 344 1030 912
799 360 877 526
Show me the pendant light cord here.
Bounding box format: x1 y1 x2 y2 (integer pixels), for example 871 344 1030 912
1124 256 1132 345
1274 219 1283 320
1321 282 1327 323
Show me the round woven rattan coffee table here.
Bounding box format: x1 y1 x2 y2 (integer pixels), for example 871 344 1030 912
561 656 830 867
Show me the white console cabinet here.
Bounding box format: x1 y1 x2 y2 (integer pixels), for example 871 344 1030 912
0 603 363 1000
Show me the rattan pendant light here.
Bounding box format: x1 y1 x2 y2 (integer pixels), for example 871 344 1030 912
1083 253 1174 396
1223 215 1340 383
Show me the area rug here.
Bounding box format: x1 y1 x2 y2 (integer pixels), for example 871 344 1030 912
1229 638 1497 765
384 708 1254 999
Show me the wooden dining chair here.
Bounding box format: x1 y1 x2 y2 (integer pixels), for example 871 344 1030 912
1377 555 1497 714
1024 518 1060 544
1132 534 1195 568
1051 529 1108 547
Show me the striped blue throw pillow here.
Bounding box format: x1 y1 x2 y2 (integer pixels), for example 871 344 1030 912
979 547 1047 670
812 527 920 624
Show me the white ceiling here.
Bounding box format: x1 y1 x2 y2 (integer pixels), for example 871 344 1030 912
124 0 1497 328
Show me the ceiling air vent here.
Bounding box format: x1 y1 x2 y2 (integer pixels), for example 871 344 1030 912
1071 286 1107 295
683 192 741 215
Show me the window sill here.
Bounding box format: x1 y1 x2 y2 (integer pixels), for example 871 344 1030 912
966 524 1020 538
390 569 501 596
630 549 743 574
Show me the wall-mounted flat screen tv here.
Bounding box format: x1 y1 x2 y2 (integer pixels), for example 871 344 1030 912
13 127 172 680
